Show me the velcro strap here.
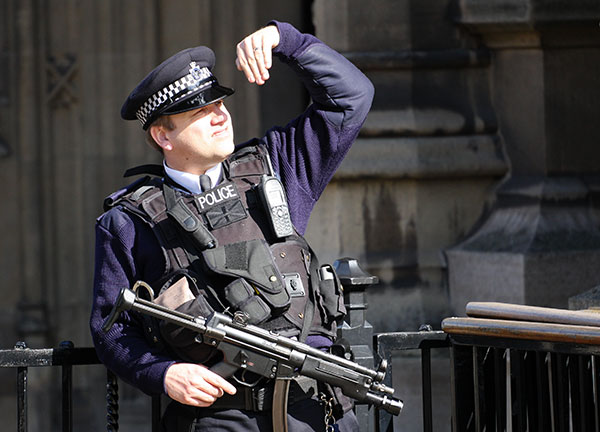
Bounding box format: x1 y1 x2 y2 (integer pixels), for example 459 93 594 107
205 199 247 229
224 242 248 270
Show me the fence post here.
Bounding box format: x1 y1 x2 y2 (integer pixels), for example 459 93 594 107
106 370 119 431
152 395 161 432
15 341 28 432
334 257 378 432
59 341 74 432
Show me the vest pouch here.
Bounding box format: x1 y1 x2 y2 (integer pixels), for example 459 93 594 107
223 278 271 324
202 239 291 314
316 265 347 326
154 272 218 363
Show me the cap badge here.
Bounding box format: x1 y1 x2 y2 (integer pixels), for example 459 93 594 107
189 62 203 80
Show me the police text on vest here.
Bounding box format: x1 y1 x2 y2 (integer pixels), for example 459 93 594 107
197 183 239 210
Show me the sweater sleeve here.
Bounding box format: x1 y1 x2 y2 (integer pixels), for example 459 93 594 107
263 21 374 234
89 209 175 395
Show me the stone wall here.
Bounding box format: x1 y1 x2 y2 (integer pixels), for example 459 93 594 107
447 0 600 313
0 1 311 429
306 0 507 334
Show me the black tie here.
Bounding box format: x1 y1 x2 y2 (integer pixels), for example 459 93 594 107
199 174 212 192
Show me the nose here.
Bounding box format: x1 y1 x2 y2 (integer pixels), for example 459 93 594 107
211 103 228 125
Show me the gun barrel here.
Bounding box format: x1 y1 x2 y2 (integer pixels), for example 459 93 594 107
367 393 403 415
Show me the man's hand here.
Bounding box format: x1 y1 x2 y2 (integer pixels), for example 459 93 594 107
236 25 280 85
164 363 237 407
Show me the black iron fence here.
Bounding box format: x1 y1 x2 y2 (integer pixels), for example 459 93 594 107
4 314 600 431
1 341 105 432
0 340 165 432
1 333 449 432
0 255 449 432
374 328 450 432
5 258 600 432
442 303 600 432
444 332 600 432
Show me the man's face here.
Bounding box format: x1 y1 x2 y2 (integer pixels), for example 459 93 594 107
154 100 235 174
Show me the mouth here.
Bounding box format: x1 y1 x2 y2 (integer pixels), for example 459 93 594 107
212 127 230 138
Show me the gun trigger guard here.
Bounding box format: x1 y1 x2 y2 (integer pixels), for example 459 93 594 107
132 280 154 302
232 369 262 388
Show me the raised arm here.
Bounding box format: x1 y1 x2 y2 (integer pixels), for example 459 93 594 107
235 22 374 234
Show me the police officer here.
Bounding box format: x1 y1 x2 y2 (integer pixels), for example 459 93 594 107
90 21 374 432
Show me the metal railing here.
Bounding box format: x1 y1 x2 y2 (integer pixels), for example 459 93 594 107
0 340 162 432
374 328 450 432
1 341 107 432
7 315 600 432
1 335 449 432
1 253 445 432
443 302 600 432
7 269 600 432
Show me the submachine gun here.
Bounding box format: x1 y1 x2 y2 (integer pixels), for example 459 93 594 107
102 283 403 416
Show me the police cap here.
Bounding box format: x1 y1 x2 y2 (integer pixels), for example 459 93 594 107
121 46 234 130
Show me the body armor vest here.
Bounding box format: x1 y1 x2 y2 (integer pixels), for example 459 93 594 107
105 145 345 362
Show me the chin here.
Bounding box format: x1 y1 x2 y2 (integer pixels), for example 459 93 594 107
219 140 235 157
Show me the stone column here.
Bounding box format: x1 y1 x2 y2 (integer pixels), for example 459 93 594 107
308 0 508 334
446 0 600 313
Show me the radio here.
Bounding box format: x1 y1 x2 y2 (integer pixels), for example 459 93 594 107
258 174 294 238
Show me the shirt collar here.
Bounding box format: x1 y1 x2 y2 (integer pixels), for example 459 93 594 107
163 161 222 194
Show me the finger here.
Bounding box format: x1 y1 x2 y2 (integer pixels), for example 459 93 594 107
242 41 263 84
263 40 273 70
191 378 224 398
253 47 269 81
204 372 237 395
262 25 279 69
184 389 218 406
183 381 225 406
236 43 255 83
251 36 270 82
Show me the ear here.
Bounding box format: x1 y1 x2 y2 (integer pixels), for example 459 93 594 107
149 124 173 151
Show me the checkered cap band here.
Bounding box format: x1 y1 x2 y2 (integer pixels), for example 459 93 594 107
136 66 214 126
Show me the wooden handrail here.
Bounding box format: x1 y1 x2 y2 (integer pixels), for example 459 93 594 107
442 316 600 345
465 302 600 327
